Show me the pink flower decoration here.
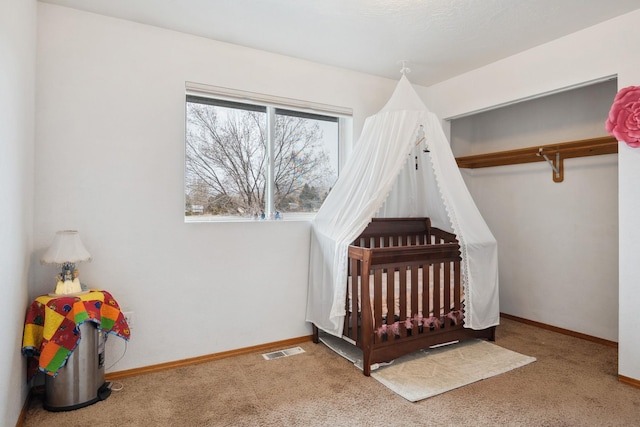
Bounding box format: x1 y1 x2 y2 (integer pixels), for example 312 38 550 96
446 311 460 325
404 317 413 329
606 85 640 148
376 324 388 337
424 316 441 329
390 322 400 336
413 313 423 326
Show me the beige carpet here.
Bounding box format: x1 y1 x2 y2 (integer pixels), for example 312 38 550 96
22 318 640 427
320 334 535 401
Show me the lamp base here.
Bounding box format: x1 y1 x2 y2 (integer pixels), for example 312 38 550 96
48 290 90 297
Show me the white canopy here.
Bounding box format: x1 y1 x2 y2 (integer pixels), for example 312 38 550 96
306 76 499 337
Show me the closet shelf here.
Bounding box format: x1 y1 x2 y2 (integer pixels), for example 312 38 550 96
454 136 618 182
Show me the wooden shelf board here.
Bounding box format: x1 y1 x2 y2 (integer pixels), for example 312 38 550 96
455 136 618 169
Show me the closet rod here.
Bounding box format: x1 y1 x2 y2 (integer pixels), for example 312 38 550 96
455 136 617 182
455 136 618 182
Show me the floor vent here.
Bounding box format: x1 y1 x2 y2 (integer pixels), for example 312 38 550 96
262 346 305 360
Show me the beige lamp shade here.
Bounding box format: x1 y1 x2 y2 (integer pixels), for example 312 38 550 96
40 230 92 265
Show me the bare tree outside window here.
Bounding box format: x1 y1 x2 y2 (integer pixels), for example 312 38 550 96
185 98 338 219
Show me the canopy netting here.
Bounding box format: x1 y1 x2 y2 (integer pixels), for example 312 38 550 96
306 76 499 337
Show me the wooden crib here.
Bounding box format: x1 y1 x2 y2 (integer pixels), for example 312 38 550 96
312 217 496 376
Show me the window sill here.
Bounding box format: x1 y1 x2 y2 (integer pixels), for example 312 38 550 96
184 213 316 223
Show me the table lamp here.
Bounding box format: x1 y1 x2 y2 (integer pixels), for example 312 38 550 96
40 230 92 295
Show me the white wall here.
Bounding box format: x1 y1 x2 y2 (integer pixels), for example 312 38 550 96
424 10 640 380
0 0 36 424
35 3 397 373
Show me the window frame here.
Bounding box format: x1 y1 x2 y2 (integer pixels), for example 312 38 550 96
184 83 352 222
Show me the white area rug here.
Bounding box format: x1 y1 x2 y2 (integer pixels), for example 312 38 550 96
319 333 536 402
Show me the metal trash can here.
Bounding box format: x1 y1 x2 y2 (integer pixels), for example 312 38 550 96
44 321 112 411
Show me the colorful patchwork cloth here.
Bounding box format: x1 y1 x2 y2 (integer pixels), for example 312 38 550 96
22 289 130 378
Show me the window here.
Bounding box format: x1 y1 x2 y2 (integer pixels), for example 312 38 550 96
185 87 349 221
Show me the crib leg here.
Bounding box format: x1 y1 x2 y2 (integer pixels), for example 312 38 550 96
362 352 371 376
312 323 319 344
489 326 496 342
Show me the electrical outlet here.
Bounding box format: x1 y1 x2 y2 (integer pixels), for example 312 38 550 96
123 311 134 328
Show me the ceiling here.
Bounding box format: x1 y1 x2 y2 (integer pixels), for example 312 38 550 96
39 0 640 87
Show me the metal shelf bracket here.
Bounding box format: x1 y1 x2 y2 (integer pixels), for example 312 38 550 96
536 149 564 182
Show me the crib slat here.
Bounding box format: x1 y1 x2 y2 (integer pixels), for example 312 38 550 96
386 267 395 337
444 261 451 317
399 266 407 329
433 262 441 320
454 260 461 310
422 264 430 325
373 269 383 336
410 265 418 335
412 266 419 323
